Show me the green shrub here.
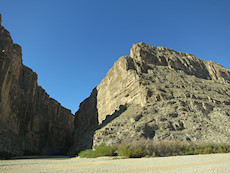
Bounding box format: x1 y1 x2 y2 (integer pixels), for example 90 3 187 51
119 139 230 158
78 140 230 159
78 149 98 158
119 145 146 158
78 143 116 158
119 145 132 158
182 143 230 155
222 144 230 152
146 140 187 157
95 143 116 157
151 152 156 157
129 146 147 158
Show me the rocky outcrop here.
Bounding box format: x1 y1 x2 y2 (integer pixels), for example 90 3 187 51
0 15 74 158
130 43 230 83
70 42 230 154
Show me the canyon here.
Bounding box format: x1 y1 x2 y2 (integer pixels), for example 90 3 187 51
0 14 230 157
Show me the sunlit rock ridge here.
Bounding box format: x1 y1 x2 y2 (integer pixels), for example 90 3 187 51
70 42 230 154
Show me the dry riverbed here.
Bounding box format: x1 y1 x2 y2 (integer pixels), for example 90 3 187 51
0 153 230 173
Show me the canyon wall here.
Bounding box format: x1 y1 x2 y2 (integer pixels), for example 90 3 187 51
0 15 74 157
70 42 230 154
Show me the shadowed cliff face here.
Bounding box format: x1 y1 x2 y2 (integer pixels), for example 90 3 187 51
70 42 230 154
0 15 74 157
68 88 98 154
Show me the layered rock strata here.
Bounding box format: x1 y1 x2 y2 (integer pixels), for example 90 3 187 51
0 15 74 157
70 42 230 154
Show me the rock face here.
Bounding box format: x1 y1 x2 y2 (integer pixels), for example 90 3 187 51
70 42 230 154
2 14 229 157
0 15 74 157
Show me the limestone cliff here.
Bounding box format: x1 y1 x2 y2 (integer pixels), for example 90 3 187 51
70 42 230 154
0 15 74 157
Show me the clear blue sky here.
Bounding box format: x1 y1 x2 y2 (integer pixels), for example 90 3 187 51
1 0 229 113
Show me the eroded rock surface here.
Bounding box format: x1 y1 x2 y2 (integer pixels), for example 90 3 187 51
70 42 230 154
0 15 74 157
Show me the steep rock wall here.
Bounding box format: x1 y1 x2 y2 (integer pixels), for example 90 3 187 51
0 15 74 157
70 42 230 154
96 42 230 126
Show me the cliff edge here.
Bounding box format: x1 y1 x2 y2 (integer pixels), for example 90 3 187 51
0 15 74 157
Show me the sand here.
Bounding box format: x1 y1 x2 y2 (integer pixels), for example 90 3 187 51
0 153 230 173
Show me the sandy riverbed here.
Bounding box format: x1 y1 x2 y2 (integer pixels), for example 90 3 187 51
0 153 230 173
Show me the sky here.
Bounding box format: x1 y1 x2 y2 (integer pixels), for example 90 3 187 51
0 0 229 113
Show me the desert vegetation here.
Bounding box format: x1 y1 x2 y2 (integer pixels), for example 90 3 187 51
78 138 230 158
78 143 117 158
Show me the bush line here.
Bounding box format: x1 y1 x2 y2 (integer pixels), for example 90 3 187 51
78 138 230 158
